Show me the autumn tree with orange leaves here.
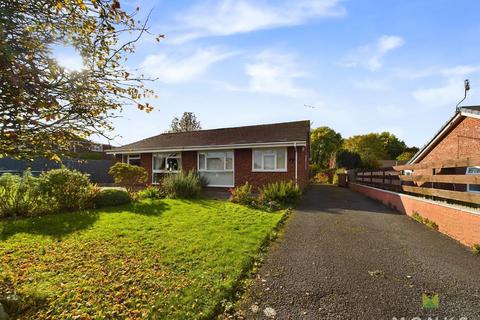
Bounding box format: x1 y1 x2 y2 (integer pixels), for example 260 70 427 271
0 0 163 160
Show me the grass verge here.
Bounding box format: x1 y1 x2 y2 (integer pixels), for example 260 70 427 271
0 199 285 319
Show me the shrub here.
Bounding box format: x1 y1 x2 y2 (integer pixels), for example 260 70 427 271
312 172 330 184
0 171 48 218
137 186 164 200
162 171 203 199
332 168 346 185
230 182 254 205
38 168 93 211
108 162 148 192
258 181 302 208
472 244 480 255
311 168 336 184
94 188 131 208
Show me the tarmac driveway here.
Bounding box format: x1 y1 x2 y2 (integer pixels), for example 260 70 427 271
238 184 480 320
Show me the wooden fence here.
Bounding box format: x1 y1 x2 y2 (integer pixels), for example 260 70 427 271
353 155 480 205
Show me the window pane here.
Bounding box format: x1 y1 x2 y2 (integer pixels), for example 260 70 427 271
205 151 225 158
199 154 205 170
153 155 166 171
264 155 275 170
253 151 262 169
467 167 480 174
200 172 234 186
226 152 233 170
207 157 224 170
128 157 141 167
276 149 286 169
166 157 181 171
469 184 480 192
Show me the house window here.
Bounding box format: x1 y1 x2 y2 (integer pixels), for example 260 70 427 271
466 166 480 193
127 154 141 166
198 150 234 187
90 144 103 152
152 153 182 184
252 148 287 172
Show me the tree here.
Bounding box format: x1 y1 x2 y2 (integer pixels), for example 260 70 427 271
310 127 343 168
108 162 148 193
343 134 387 168
168 112 202 133
379 132 407 160
1 0 163 160
336 149 362 169
396 147 419 161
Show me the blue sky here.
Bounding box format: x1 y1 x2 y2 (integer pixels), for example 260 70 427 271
56 0 480 148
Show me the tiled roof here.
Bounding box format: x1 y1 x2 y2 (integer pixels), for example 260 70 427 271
110 120 310 153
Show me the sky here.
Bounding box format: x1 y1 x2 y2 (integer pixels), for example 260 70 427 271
54 0 480 148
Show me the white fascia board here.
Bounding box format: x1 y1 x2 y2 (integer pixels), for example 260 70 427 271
107 141 307 155
460 110 480 120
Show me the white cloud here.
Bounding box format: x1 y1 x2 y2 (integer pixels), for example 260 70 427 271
54 48 84 72
140 48 235 83
342 35 405 71
412 65 480 107
413 80 466 107
230 51 314 98
170 0 345 43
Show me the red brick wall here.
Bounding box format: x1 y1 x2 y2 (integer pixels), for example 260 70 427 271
182 151 197 172
140 153 153 184
235 146 309 190
419 117 480 163
129 146 309 189
414 116 480 190
349 183 480 247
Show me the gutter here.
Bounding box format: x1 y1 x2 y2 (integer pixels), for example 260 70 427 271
107 141 308 155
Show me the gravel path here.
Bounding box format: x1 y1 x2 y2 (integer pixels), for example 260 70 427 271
237 184 480 320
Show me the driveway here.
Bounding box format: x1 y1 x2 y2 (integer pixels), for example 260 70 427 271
237 184 480 320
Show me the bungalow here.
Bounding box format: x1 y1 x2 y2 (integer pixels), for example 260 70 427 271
408 105 480 193
107 120 310 189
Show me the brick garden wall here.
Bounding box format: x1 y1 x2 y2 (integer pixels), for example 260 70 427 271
349 182 480 247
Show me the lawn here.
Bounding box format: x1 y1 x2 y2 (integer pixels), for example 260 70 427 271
0 199 285 319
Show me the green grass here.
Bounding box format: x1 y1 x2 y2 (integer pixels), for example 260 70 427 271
0 199 285 319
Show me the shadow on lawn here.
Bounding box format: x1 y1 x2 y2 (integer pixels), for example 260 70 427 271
0 210 99 241
130 200 170 216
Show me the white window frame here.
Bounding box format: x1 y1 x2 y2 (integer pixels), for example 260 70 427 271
152 153 182 184
197 150 234 187
90 144 103 152
466 166 480 194
252 148 287 172
127 154 141 166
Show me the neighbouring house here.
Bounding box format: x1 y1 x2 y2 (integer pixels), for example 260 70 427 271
107 121 310 189
408 105 480 193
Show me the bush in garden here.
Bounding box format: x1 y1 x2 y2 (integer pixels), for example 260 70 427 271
94 188 131 208
137 186 165 200
0 171 48 218
38 168 93 211
162 171 203 199
229 182 254 205
108 162 148 192
258 181 302 208
332 168 346 185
